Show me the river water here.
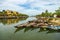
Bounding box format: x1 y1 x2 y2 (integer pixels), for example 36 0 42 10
0 17 60 40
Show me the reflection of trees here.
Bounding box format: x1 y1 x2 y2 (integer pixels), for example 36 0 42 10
14 27 60 33
0 18 27 25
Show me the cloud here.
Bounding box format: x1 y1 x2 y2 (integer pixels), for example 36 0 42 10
18 3 31 9
0 0 60 16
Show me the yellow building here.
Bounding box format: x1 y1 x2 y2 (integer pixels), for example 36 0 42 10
13 11 19 16
5 10 19 16
5 10 14 16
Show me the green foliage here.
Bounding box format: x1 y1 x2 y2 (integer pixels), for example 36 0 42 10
36 10 52 17
54 7 60 16
36 7 60 17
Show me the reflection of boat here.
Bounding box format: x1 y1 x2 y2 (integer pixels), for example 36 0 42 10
14 26 60 33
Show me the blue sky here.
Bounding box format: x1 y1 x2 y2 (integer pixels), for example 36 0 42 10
0 0 60 16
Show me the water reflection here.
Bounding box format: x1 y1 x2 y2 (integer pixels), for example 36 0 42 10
14 27 60 33
0 18 27 25
0 17 60 40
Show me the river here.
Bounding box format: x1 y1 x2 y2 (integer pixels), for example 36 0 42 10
0 17 60 40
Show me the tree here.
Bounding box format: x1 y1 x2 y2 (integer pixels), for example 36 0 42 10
40 10 52 17
55 7 60 17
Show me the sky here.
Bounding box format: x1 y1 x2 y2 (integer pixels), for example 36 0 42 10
0 0 60 16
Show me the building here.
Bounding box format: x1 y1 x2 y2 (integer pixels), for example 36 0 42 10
54 14 57 18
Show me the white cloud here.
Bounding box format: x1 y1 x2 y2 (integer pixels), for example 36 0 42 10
0 0 60 16
5 0 28 4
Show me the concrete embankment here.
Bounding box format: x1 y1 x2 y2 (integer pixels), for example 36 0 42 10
0 16 28 19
